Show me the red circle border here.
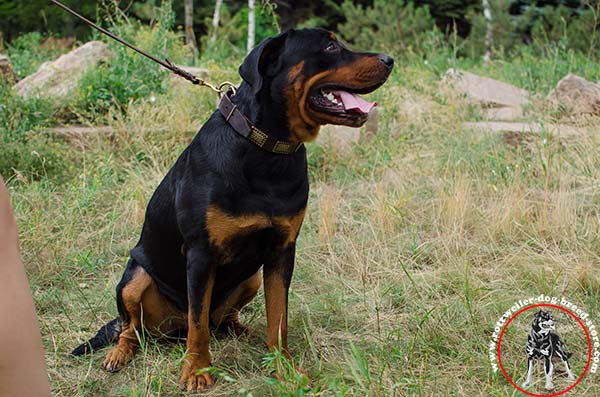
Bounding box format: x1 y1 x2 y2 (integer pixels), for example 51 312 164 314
496 303 593 397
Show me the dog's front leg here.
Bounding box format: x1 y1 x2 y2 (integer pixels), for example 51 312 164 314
264 246 295 356
179 245 216 393
521 358 534 388
544 356 554 390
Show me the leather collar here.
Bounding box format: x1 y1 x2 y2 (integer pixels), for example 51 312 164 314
218 90 303 155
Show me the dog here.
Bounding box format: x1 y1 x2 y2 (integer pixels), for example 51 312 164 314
521 310 575 390
71 28 393 392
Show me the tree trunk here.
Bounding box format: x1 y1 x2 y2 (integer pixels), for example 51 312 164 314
184 0 198 55
211 0 223 44
482 0 493 61
247 0 256 53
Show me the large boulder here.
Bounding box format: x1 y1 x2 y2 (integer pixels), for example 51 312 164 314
0 54 16 83
444 68 530 108
15 41 111 100
547 74 600 116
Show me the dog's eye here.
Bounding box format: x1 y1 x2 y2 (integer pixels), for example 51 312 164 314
324 41 339 53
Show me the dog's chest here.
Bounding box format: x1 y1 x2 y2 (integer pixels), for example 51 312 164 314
205 205 305 262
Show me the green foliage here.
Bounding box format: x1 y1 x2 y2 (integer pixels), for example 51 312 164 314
75 0 186 119
466 0 600 59
6 32 68 79
337 0 442 56
200 3 279 62
0 82 67 180
262 350 314 397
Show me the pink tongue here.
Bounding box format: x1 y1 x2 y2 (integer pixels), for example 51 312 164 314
333 90 377 113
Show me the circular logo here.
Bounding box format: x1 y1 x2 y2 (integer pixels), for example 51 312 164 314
489 296 599 396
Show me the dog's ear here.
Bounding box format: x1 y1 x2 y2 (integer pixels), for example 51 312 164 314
239 32 288 96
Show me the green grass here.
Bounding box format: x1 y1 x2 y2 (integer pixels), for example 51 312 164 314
5 44 600 396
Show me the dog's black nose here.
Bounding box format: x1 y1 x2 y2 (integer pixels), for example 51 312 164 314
379 54 394 68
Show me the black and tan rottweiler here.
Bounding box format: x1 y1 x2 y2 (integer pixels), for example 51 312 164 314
72 28 393 392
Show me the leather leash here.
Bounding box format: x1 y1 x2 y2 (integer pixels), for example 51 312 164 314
50 0 301 155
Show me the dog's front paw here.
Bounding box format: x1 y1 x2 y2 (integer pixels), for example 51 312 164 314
179 355 213 393
102 345 134 372
521 380 531 388
545 381 554 390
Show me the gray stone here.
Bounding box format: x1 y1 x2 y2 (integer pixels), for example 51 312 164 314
547 74 600 116
444 68 530 107
15 41 111 100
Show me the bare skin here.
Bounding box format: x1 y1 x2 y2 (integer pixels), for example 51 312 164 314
0 176 51 397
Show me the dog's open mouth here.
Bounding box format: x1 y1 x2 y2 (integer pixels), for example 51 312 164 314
308 85 379 126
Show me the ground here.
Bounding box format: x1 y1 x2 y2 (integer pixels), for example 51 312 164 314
9 61 600 396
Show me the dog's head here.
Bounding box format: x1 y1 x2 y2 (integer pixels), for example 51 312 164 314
532 310 555 335
238 28 393 142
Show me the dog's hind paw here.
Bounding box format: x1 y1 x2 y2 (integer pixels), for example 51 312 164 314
521 381 530 388
545 382 554 390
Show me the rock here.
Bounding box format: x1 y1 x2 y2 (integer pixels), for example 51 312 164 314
444 68 530 108
547 74 600 116
15 41 111 100
485 106 524 121
317 124 361 155
0 54 16 83
463 121 583 137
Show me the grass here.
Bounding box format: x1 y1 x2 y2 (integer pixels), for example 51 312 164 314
5 46 600 396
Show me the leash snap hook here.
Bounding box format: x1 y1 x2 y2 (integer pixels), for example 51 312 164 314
217 82 237 97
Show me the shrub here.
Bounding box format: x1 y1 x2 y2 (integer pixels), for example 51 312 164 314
6 32 69 79
200 3 279 62
337 0 441 57
0 82 67 180
75 0 186 119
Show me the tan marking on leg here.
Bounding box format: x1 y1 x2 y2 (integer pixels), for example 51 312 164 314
180 272 215 393
211 271 262 335
103 267 150 372
205 206 271 247
140 276 186 335
264 271 289 356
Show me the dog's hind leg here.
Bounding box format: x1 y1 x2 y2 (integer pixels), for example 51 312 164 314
557 351 575 380
521 358 534 388
211 271 262 335
544 356 554 390
103 263 151 372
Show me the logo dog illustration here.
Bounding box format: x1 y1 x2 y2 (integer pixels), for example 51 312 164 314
521 310 575 390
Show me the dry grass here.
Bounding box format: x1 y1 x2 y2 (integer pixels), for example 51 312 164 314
8 62 600 396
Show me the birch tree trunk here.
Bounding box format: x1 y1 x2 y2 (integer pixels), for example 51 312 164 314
184 0 198 55
211 0 223 44
482 0 493 61
247 0 255 54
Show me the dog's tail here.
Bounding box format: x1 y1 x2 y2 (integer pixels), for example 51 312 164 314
71 318 122 356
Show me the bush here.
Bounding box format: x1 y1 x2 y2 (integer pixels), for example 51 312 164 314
465 1 600 59
0 82 67 180
200 3 279 62
6 32 69 79
337 0 441 57
75 0 186 119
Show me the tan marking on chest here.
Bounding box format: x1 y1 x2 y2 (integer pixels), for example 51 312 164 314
205 206 272 247
274 207 306 247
